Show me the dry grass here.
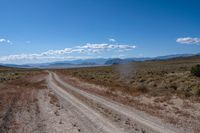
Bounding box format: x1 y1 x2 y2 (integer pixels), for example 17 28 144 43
0 68 47 132
0 68 42 83
54 56 200 132
55 56 200 99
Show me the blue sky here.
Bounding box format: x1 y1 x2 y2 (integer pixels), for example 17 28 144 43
0 0 200 64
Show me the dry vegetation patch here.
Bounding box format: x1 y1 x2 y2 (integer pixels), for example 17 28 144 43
55 56 200 132
56 56 200 99
0 69 47 132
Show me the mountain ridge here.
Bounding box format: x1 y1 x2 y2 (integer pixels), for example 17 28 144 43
1 53 199 68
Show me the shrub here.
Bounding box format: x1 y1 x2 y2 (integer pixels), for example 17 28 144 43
192 87 200 96
191 64 200 77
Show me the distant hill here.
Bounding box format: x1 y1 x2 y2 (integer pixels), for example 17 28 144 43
1 53 199 68
22 58 107 68
105 57 152 65
165 54 200 62
1 64 31 68
105 53 200 65
39 63 76 68
67 58 107 65
0 65 13 70
153 53 195 60
79 62 96 65
105 58 124 65
0 65 7 68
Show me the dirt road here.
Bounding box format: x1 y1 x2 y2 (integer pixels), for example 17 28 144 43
47 72 185 133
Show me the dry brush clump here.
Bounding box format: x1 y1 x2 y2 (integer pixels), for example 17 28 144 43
191 64 200 77
192 86 200 96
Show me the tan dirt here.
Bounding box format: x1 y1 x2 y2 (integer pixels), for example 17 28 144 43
47 72 187 133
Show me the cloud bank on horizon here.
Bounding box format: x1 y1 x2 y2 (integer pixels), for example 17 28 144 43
1 36 200 64
0 40 136 64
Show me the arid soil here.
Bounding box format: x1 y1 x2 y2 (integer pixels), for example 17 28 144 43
0 60 200 133
0 69 47 133
48 72 185 133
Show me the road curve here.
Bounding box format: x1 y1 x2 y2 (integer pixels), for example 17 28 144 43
47 71 183 133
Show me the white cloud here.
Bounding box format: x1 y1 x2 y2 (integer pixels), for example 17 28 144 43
0 54 90 63
77 43 136 50
176 37 200 45
0 42 136 64
0 38 12 44
0 39 6 43
109 38 116 42
0 38 7 43
115 44 136 49
77 43 108 49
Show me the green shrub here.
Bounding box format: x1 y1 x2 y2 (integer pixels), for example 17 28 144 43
191 64 200 77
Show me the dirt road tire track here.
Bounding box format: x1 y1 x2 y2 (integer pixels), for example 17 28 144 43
48 72 125 133
47 72 185 133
